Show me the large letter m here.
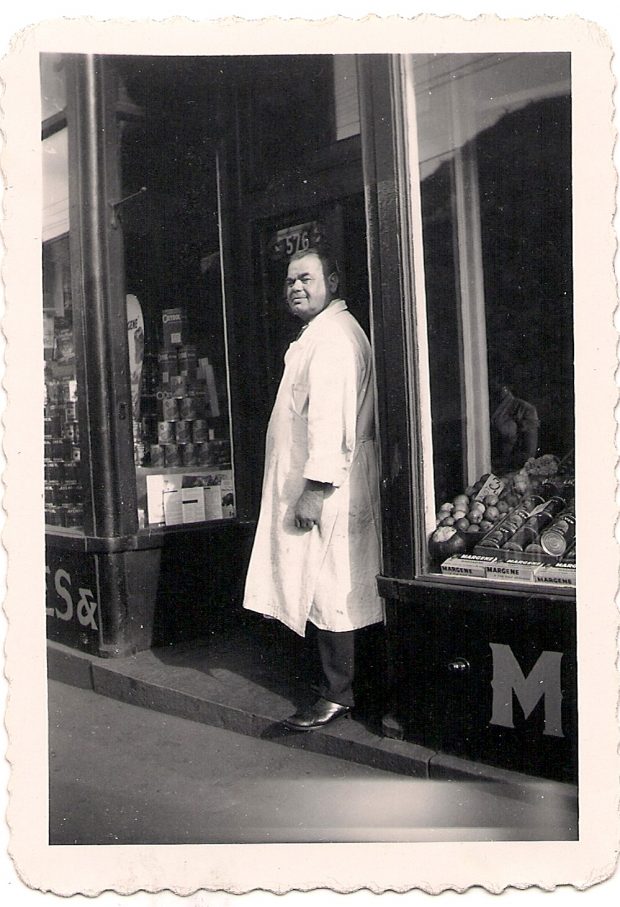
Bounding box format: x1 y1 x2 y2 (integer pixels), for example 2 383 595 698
490 643 564 738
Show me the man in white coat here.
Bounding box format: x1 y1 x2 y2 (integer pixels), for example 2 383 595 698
243 247 384 730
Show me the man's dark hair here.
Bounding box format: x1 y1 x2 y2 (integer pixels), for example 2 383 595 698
288 246 341 291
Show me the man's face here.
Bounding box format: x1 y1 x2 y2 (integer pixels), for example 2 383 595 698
285 253 337 323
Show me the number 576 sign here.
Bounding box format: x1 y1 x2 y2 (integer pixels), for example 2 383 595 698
267 221 323 262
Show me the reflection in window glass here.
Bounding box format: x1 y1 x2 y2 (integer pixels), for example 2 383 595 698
415 54 575 584
40 53 67 119
118 84 236 527
43 236 86 532
42 129 70 241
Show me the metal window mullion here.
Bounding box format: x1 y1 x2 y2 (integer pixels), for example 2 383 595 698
449 83 492 484
67 54 137 539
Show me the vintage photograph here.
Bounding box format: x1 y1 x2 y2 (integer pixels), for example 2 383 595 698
41 47 577 838
2 13 619 897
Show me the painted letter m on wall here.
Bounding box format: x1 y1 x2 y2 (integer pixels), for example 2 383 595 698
489 643 564 738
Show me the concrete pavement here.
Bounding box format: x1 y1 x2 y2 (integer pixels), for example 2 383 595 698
48 679 578 844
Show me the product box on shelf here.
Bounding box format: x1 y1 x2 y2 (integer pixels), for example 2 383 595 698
485 558 540 582
440 553 497 578
162 308 186 349
439 552 575 585
534 561 576 587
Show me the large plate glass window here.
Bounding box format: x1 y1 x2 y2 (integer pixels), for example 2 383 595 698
115 57 236 529
42 55 86 533
412 54 575 589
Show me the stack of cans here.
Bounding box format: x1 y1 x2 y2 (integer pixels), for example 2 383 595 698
132 337 230 470
44 377 83 528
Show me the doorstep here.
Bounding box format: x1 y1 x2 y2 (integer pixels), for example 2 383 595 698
46 636 578 806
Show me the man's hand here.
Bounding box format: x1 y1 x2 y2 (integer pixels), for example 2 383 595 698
294 481 330 531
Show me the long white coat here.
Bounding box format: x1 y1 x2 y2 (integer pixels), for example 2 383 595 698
243 299 384 637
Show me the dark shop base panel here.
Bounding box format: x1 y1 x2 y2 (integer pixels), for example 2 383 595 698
46 615 578 802
381 582 578 785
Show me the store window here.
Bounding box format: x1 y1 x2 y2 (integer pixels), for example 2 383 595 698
242 55 360 188
42 57 86 533
116 58 236 529
412 54 575 588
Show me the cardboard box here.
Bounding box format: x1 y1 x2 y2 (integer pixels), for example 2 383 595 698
440 554 496 578
486 558 539 582
534 562 576 587
162 308 186 349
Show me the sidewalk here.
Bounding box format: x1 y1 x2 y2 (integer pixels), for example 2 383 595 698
48 679 579 845
47 615 578 802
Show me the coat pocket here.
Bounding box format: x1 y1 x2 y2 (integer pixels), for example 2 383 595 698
291 382 309 418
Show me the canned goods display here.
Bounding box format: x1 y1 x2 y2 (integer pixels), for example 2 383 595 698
63 422 79 443
45 506 61 526
502 526 538 551
45 482 60 505
562 543 576 563
45 359 85 515
150 444 165 466
158 350 178 383
57 481 80 505
64 505 84 528
47 380 62 403
540 509 576 557
51 439 66 459
142 416 158 439
170 375 187 397
175 420 192 444
179 345 198 377
162 396 179 421
179 396 198 420
194 395 207 419
207 439 231 467
193 442 208 466
63 461 79 482
48 415 62 437
164 444 181 467
192 419 208 442
182 443 198 466
158 421 175 444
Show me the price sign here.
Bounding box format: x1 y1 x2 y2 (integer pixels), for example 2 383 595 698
474 474 505 502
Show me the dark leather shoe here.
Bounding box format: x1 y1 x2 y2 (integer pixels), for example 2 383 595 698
283 697 351 731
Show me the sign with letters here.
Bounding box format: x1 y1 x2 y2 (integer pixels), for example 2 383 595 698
45 549 101 650
489 642 564 738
